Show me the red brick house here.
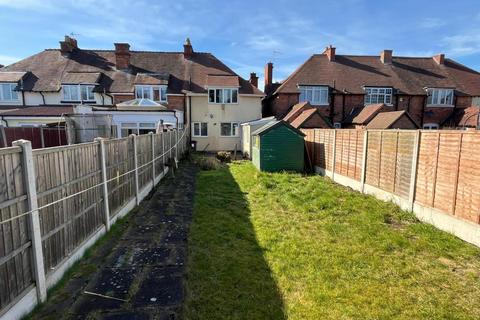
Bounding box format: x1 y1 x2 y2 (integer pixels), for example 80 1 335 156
263 46 480 129
283 101 332 129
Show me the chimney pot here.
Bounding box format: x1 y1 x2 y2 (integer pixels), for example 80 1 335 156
264 62 273 91
114 43 131 70
184 38 193 59
249 72 259 88
381 50 393 64
324 45 336 62
433 53 445 65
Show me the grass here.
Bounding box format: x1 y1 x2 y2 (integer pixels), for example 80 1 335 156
185 161 480 320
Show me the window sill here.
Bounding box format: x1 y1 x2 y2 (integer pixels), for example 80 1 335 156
61 100 96 104
426 104 455 108
0 100 21 104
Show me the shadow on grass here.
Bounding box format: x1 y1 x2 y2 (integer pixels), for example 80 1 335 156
185 165 286 320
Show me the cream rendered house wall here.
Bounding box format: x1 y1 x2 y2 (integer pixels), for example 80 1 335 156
23 91 110 105
190 94 262 151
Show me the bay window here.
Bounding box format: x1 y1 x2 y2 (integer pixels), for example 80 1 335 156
192 122 208 137
427 88 454 106
364 87 393 105
0 83 19 102
220 122 239 137
135 85 167 102
208 88 238 104
62 84 95 102
299 86 329 105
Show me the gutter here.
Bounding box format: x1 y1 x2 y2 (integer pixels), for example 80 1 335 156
39 92 46 105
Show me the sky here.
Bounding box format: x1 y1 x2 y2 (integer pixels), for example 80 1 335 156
1 0 480 90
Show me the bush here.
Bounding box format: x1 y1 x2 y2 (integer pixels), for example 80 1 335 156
216 151 231 163
191 153 225 171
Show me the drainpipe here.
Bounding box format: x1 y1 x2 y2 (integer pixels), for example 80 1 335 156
421 95 427 127
188 95 192 145
40 92 46 105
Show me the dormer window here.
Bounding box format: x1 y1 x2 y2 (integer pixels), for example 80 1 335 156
62 84 95 102
0 83 19 102
208 88 238 104
426 88 454 106
299 86 329 105
364 87 393 105
135 85 167 102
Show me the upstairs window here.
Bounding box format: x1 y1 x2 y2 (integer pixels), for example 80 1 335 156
62 84 95 102
220 122 239 137
364 87 393 105
299 86 329 105
135 85 167 102
427 88 454 106
0 83 19 101
208 88 238 104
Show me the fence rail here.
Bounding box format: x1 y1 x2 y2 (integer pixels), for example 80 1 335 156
0 129 188 319
303 128 480 247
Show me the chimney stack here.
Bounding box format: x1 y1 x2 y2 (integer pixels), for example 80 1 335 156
324 45 336 62
249 72 258 88
184 38 193 59
0 64 4 69
265 62 273 90
381 50 393 64
60 35 78 55
433 53 445 65
114 43 131 70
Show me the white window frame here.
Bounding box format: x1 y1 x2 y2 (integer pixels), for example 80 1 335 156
298 85 329 105
333 122 342 129
135 85 167 102
364 87 393 105
426 88 454 107
208 88 239 104
423 123 439 130
192 122 208 137
62 84 95 102
220 122 239 137
0 83 19 102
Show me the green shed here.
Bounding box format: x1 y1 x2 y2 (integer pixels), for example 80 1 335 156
251 120 305 172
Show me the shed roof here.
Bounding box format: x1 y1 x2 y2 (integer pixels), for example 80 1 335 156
366 110 419 129
252 120 306 137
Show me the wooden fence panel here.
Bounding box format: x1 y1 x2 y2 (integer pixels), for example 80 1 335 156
33 143 104 273
136 135 153 190
394 132 416 198
415 132 439 207
432 132 462 215
378 131 398 193
365 131 381 187
154 133 165 176
455 133 480 223
105 137 135 217
0 147 33 311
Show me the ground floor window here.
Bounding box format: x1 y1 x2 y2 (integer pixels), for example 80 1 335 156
220 122 239 137
192 122 208 137
120 122 156 137
423 123 439 130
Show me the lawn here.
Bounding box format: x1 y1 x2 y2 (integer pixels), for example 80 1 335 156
184 161 480 320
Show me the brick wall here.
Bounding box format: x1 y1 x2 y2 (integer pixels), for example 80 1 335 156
167 95 185 112
113 94 135 104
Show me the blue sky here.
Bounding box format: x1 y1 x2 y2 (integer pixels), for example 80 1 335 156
1 0 480 90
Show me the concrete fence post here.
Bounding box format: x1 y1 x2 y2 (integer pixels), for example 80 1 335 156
94 138 110 230
13 139 47 303
131 134 140 205
175 128 179 160
360 130 369 193
162 132 165 168
408 130 421 211
0 125 7 148
331 129 337 180
39 127 45 148
150 132 155 184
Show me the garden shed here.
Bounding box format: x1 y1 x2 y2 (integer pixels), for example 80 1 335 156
252 120 305 172
240 117 276 158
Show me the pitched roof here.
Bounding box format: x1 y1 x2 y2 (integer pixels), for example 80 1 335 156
444 106 480 128
347 103 385 125
366 110 418 129
0 48 263 95
206 75 240 87
134 73 169 85
252 120 305 137
0 106 73 116
290 109 317 128
275 53 480 96
283 101 311 122
0 71 27 82
62 72 101 84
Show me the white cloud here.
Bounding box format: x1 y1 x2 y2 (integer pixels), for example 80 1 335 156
246 35 283 52
419 18 446 29
442 32 480 56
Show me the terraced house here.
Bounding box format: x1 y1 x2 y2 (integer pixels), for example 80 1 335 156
0 36 263 150
263 46 480 129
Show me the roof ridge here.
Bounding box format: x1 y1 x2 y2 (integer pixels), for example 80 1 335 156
45 48 213 54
